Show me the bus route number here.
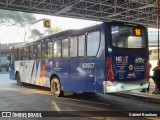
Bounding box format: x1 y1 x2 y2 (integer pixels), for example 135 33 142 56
82 63 95 69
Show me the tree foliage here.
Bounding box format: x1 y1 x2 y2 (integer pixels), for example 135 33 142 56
0 9 36 26
29 29 43 41
27 26 62 41
44 26 62 35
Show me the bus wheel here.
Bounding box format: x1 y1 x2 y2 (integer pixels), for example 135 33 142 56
51 77 63 97
16 73 23 86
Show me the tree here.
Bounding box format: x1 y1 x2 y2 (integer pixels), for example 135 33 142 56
28 29 43 41
27 26 62 41
0 9 36 41
0 9 36 26
44 26 62 35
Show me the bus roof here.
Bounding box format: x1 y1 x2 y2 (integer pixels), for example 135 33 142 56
10 21 146 48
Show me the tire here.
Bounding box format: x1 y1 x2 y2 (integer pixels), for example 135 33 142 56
16 72 23 86
50 77 63 97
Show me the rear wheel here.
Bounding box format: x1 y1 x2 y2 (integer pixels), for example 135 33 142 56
16 73 23 86
51 77 63 97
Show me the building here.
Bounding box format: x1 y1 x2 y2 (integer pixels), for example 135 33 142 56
0 42 22 65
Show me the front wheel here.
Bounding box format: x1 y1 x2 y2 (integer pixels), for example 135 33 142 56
50 77 63 97
16 73 23 86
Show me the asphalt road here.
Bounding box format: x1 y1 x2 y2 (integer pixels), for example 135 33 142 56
0 73 160 120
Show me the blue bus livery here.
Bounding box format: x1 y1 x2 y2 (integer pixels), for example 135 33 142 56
9 22 149 97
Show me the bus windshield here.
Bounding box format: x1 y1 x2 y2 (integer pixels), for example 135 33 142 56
111 26 145 48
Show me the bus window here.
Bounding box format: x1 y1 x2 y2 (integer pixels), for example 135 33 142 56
111 26 145 48
87 31 100 57
78 35 85 57
48 42 53 58
14 48 19 60
54 40 61 58
26 47 29 60
33 45 37 59
19 48 25 60
70 37 77 57
19 48 22 60
41 43 48 58
9 49 14 63
37 44 41 59
29 46 33 60
22 48 26 60
62 39 69 58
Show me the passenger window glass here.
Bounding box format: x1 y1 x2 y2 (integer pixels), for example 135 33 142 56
62 39 69 58
48 42 53 58
37 44 41 59
19 48 23 60
22 48 26 60
14 48 19 60
87 31 100 56
26 47 29 60
41 43 48 58
9 49 14 63
70 37 77 57
54 40 61 58
33 45 37 59
29 46 33 60
78 35 85 57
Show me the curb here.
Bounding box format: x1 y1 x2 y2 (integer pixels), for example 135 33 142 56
112 92 160 104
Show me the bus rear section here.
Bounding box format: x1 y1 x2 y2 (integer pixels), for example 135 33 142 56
104 23 149 93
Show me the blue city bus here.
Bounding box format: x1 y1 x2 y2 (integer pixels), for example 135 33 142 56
9 22 149 97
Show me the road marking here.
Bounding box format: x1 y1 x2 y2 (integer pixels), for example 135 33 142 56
61 97 110 106
51 101 61 111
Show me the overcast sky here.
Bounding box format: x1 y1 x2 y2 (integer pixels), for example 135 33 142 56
0 13 158 44
0 14 100 44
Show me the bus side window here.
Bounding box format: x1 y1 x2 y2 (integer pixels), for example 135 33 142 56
14 48 19 60
26 47 29 60
9 49 14 63
20 48 25 60
37 44 41 59
62 39 69 58
33 45 37 59
78 35 85 57
19 48 22 60
87 31 100 57
23 48 26 60
48 42 53 58
41 42 48 58
29 46 33 60
54 40 61 58
70 37 77 57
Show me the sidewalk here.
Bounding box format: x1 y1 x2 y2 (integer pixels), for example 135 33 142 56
114 78 160 104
